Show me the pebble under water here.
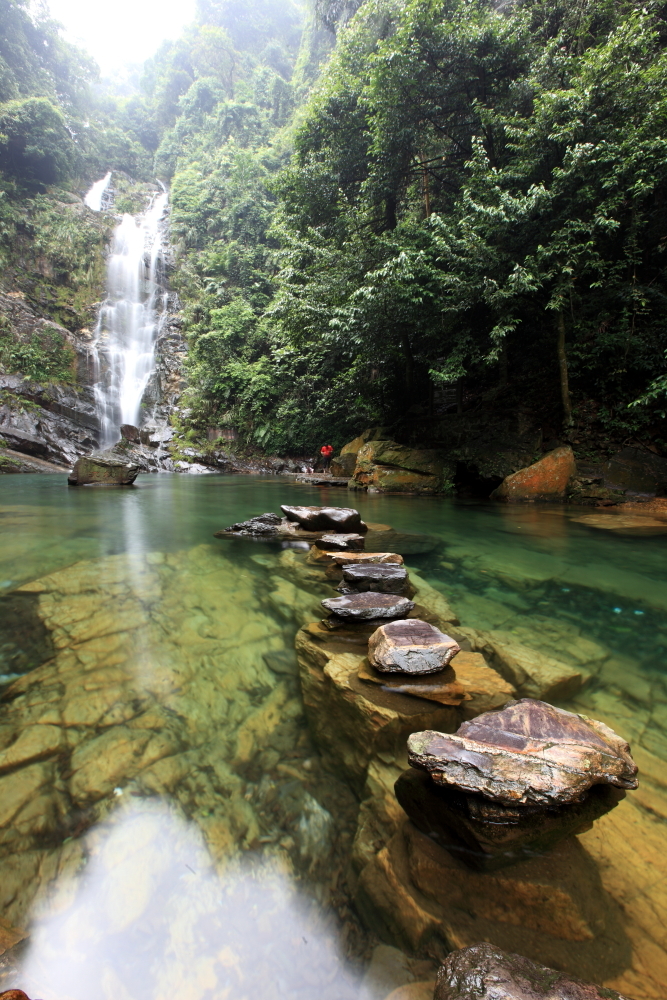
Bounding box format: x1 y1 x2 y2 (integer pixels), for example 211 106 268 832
1 473 667 1000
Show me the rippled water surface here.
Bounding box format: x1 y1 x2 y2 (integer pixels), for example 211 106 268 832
2 473 667 1000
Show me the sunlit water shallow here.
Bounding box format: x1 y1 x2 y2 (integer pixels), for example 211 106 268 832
1 473 667 999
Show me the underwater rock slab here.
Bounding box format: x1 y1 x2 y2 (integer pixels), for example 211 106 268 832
295 626 460 791
67 450 139 486
394 767 624 871
407 699 638 807
451 651 516 718
322 593 415 620
433 943 632 1000
281 504 366 533
356 820 631 982
339 563 409 595
368 620 460 675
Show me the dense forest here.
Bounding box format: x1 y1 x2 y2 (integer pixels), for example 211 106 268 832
2 0 667 459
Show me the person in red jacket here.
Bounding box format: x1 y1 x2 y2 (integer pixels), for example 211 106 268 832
320 443 334 472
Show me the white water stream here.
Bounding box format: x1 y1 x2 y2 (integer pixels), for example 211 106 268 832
85 175 169 448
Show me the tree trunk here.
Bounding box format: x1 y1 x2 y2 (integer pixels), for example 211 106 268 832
556 311 573 427
456 377 464 415
401 332 414 401
498 342 508 387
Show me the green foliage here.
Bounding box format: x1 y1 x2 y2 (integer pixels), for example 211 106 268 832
0 324 76 383
0 96 78 183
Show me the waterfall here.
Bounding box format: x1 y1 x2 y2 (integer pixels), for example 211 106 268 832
85 176 169 448
84 171 112 212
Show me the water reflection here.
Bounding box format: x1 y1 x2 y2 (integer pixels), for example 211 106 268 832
19 800 360 1000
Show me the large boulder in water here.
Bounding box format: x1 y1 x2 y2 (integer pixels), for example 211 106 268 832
350 439 454 494
68 449 140 486
491 445 576 502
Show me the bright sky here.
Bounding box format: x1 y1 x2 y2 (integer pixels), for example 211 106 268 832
45 0 197 75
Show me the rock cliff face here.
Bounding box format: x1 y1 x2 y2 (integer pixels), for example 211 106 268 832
0 293 186 471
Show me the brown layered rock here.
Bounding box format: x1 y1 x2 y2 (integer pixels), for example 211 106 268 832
451 651 516 718
308 548 403 567
358 659 468 707
280 504 366 532
67 450 140 486
314 533 365 550
433 943 632 1000
491 446 576 502
351 440 453 495
368 620 460 675
339 563 409 595
407 699 638 807
322 593 415 620
395 767 624 870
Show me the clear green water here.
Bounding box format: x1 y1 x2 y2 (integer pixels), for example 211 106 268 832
1 473 667 999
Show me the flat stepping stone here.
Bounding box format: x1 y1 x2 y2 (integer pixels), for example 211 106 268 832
281 504 365 532
315 533 365 550
368 619 459 674
340 563 408 594
358 658 467 706
408 698 638 807
321 592 414 620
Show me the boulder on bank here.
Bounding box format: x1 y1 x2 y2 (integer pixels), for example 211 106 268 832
281 504 366 532
350 440 453 495
433 943 631 1000
330 452 357 477
67 450 140 486
368 620 460 675
407 699 638 807
491 446 576 502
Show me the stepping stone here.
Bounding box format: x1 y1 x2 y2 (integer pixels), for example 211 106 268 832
358 659 467 706
434 943 628 1000
219 512 282 536
322 592 415 620
408 698 638 807
339 563 408 595
281 504 365 532
315 533 365 550
331 551 403 565
368 619 459 674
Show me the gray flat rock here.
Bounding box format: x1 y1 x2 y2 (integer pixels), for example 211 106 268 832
341 563 408 594
315 533 365 550
322 592 415 620
368 619 460 674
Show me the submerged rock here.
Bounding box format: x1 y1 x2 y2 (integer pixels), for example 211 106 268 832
315 533 365 550
339 563 409 595
67 450 140 486
368 620 460 675
395 767 624 870
433 943 631 999
407 699 638 807
280 505 366 532
322 593 415 620
491 446 576 502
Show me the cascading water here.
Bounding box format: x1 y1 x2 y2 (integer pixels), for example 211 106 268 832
85 175 169 448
